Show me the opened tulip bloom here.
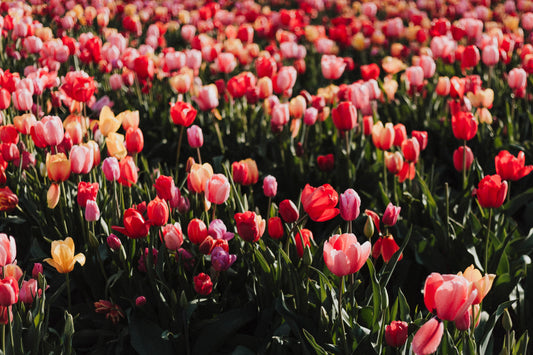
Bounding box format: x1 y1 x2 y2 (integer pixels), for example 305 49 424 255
44 237 85 274
458 265 496 304
323 233 371 277
495 150 533 181
385 320 408 347
301 184 339 222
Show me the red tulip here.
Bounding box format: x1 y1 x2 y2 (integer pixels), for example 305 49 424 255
385 152 403 174
453 146 474 172
268 217 284 240
205 174 230 205
170 101 197 127
147 197 169 226
392 124 407 147
461 45 480 70
187 218 208 245
125 127 144 154
118 156 138 187
332 101 357 131
385 320 408 347
317 154 334 172
452 111 477 141
77 181 99 208
0 277 19 306
295 228 313 258
279 199 299 223
412 130 428 150
61 70 96 103
423 273 477 321
193 273 213 295
476 174 508 208
360 63 380 81
301 184 339 222
323 233 370 277
495 150 533 181
154 175 176 201
412 318 444 355
234 211 265 242
401 138 420 163
372 235 402 263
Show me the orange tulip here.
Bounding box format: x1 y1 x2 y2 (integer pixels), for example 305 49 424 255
46 153 71 182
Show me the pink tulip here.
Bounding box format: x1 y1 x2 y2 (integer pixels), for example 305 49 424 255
508 68 527 90
162 223 184 251
262 175 277 197
382 203 401 226
193 84 219 111
214 53 237 74
323 233 371 277
19 279 39 304
321 55 346 80
205 174 230 205
12 89 33 111
482 45 499 67
339 189 361 221
412 318 444 355
102 157 120 182
70 145 94 174
187 125 203 148
0 234 16 267
418 56 436 78
85 200 101 221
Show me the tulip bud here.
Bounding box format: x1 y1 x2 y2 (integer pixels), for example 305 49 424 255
364 216 375 238
85 200 101 221
47 183 60 209
339 189 361 221
187 125 203 148
188 218 208 244
193 273 213 295
32 263 43 278
382 203 401 226
502 308 513 332
107 234 122 251
268 217 284 240
135 296 147 307
279 199 299 223
262 175 277 197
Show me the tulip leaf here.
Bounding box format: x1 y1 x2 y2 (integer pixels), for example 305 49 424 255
512 330 529 355
366 259 381 326
253 246 271 273
302 329 328 355
478 300 516 354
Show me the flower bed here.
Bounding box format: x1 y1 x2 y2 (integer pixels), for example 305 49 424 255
0 0 532 354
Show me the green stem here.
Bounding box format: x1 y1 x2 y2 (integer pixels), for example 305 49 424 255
176 125 185 171
7 307 13 353
196 147 202 164
382 150 388 196
485 209 493 273
339 276 349 354
66 273 71 312
462 140 467 190
213 119 225 154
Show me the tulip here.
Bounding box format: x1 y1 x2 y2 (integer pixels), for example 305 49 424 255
495 150 533 181
138 248 158 273
458 265 495 304
170 101 197 127
187 125 203 148
187 218 208 245
385 321 408 347
193 273 213 295
187 163 213 193
289 95 306 119
0 187 18 212
436 76 450 96
412 318 444 355
99 106 122 137
12 89 33 111
303 107 318 126
372 235 402 263
382 203 400 227
401 138 420 163
77 181 99 208
321 55 346 80
295 229 313 258
270 103 289 133
262 175 277 197
412 130 428 150
393 124 407 147
207 219 234 241
482 45 499 67
0 277 19 306
234 211 265 242
85 200 101 221
385 152 403 174
44 237 85 274
508 68 527 91
42 116 64 147
106 132 127 160
301 184 339 222
193 84 219 111
118 156 138 187
154 175 175 202
19 279 39 304
405 66 424 88
339 189 361 221
106 234 122 251
476 174 508 209
232 159 258 186
273 66 297 95
135 296 146 307
451 111 477 141
205 174 231 205
102 157 120 181
162 223 183 251
332 101 357 132
453 146 474 172
46 153 71 182
461 45 480 70
0 234 16 267
125 127 144 153
211 246 237 271
70 145 94 175
323 233 371 277
268 217 284 240
47 183 61 209
371 122 395 150
279 199 299 223
147 197 169 226
112 206 150 239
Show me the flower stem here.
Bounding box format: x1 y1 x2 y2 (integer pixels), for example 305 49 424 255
7 307 13 353
462 140 467 190
485 208 493 273
176 125 185 171
339 276 349 354
66 273 71 312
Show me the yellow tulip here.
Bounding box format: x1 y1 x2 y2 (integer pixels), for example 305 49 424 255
106 132 127 160
458 264 496 305
99 106 123 137
44 237 85 274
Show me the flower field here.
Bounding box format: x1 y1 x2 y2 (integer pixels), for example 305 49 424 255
1 0 533 353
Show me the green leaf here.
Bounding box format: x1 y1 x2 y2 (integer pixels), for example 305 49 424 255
366 259 382 326
253 246 271 273
512 331 529 355
302 329 329 355
478 300 516 354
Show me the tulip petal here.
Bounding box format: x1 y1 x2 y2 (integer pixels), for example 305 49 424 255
412 318 444 355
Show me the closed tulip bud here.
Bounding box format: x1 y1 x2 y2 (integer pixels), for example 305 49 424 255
19 279 38 304
362 116 373 136
268 217 284 240
339 188 361 221
106 234 122 251
147 197 169 226
317 154 334 172
102 157 120 181
461 45 480 70
135 296 147 307
85 200 100 221
32 263 43 278
70 145 94 175
0 277 19 306
262 175 277 197
332 101 357 131
188 218 208 244
436 76 450 96
476 174 508 209
205 174 231 205
46 153 71 182
279 199 299 223
303 107 318 126
482 45 499 66
393 124 407 147
385 151 404 174
382 203 401 226
289 95 306 119
162 223 183 250
508 68 527 90
451 111 478 141
453 146 474 172
385 321 409 347
372 122 395 150
401 138 420 163
125 127 144 153
187 125 203 148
